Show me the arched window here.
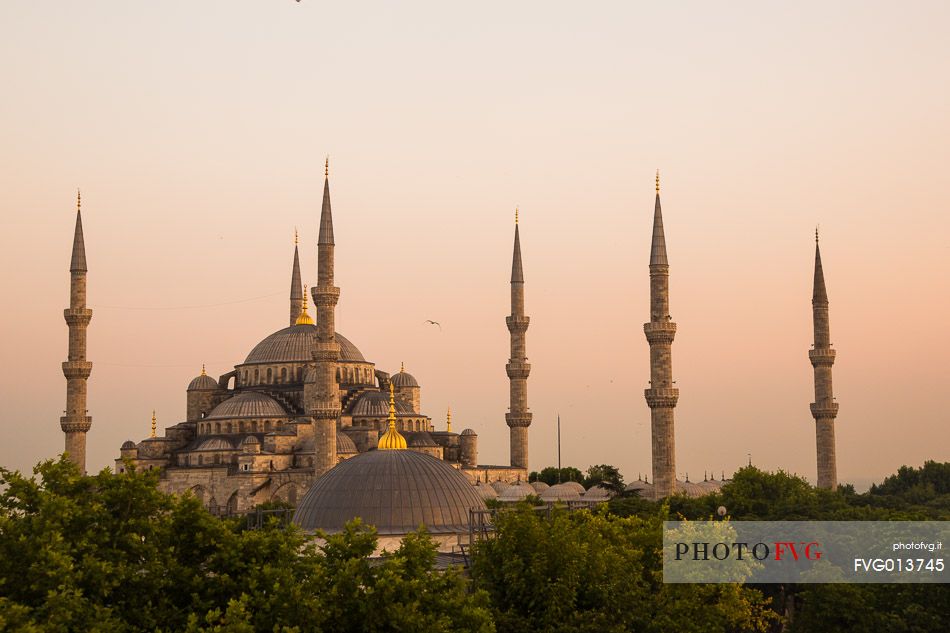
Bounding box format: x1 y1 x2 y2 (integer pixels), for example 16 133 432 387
226 422 233 433
239 421 245 433
198 455 203 466
266 368 272 383
254 368 259 383
264 421 271 432
251 421 258 432
214 454 220 465
215 422 221 433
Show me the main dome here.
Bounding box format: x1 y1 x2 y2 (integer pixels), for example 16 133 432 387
293 450 486 535
244 323 365 364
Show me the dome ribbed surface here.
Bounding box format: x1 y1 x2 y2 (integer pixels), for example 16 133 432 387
196 437 237 451
350 391 414 417
188 374 218 391
499 482 536 501
206 392 286 419
541 483 582 502
293 450 486 535
244 324 365 364
391 371 419 387
529 481 550 493
121 440 136 450
460 428 477 436
337 432 358 454
560 481 586 494
408 431 438 448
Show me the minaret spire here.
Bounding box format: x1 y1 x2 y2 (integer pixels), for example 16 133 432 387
810 231 838 489
506 208 532 470
61 190 93 473
305 158 340 476
643 173 678 499
290 229 303 326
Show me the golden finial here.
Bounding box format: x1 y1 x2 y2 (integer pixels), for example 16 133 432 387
400 361 405 373
294 227 299 246
815 225 820 243
77 188 82 212
324 156 329 177
295 284 314 325
655 169 660 194
515 207 519 225
201 364 207 376
446 405 452 433
150 410 157 438
378 382 407 449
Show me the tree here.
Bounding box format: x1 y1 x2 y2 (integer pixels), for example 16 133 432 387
470 504 775 633
0 457 494 633
583 464 625 495
528 466 583 486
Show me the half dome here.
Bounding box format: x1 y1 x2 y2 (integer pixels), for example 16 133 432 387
293 450 486 535
206 392 287 420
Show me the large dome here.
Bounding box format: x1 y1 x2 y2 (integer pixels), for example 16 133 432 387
350 391 415 417
293 450 486 535
244 324 365 364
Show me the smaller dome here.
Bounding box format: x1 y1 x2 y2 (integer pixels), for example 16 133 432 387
408 431 438 448
473 480 498 500
391 366 419 388
499 481 536 501
121 440 136 450
337 432 358 455
530 481 550 493
460 428 477 437
625 479 654 495
490 480 511 494
350 391 415 417
197 437 237 451
582 484 615 500
560 481 586 494
675 479 706 498
207 392 287 420
241 435 260 445
188 371 217 391
541 483 582 502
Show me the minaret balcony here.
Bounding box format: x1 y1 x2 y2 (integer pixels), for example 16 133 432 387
643 321 677 343
506 315 530 331
63 308 93 325
644 388 679 408
810 402 839 418
312 286 340 306
60 415 92 433
62 361 93 379
505 362 531 379
308 406 342 420
505 412 532 428
808 348 836 366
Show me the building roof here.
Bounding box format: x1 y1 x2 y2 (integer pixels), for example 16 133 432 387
529 481 550 493
121 440 136 450
206 392 287 420
390 369 419 388
408 431 438 448
499 481 536 501
243 324 365 365
337 432 358 454
460 428 477 437
293 450 486 535
350 390 415 417
540 483 582 502
196 437 237 451
560 481 586 494
188 373 218 391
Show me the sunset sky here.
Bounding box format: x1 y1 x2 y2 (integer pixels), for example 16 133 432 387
1 1 948 489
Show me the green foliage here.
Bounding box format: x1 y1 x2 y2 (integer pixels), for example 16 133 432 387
0 458 492 633
582 464 625 495
529 466 584 486
470 505 776 633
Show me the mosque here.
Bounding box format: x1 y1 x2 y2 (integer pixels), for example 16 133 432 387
58 166 839 531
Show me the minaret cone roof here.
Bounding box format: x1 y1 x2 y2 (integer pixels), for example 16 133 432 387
649 193 668 267
511 221 524 283
318 164 334 246
70 196 87 272
813 236 828 304
290 243 302 300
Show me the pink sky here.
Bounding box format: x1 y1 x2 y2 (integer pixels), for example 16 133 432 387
1 1 948 489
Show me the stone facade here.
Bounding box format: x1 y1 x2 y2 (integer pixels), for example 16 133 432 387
810 235 839 489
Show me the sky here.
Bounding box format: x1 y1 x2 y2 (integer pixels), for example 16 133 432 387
1 1 948 491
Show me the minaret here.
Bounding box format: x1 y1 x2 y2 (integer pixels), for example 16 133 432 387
290 228 303 326
61 190 93 474
307 158 340 476
506 208 532 469
810 230 838 489
644 172 678 499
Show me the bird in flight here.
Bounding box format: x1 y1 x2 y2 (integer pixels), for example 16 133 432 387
424 320 442 331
